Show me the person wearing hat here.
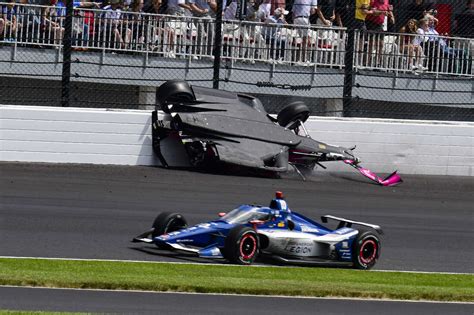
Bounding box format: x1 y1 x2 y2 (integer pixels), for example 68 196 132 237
263 7 289 62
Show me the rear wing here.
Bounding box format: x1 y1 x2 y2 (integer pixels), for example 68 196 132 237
321 215 383 235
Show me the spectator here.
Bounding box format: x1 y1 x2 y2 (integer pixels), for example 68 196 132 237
102 0 129 49
399 18 425 72
263 7 288 61
270 0 285 18
144 0 167 13
423 14 467 73
334 0 350 27
310 0 335 27
366 0 394 67
223 0 237 20
453 0 474 38
1 0 20 40
126 0 146 48
44 0 65 46
146 0 176 57
292 0 318 63
404 0 435 23
256 0 272 21
354 0 373 31
191 0 216 56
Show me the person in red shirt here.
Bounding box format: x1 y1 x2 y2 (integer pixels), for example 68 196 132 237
365 0 395 67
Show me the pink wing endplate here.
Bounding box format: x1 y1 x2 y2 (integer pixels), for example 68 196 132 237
343 160 403 187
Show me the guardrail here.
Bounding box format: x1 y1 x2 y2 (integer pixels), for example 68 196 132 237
0 2 472 76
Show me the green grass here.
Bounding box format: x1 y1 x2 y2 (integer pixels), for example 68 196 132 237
0 258 473 302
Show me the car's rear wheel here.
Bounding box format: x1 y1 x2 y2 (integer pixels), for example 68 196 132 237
277 102 310 130
352 230 381 270
151 212 188 248
157 80 195 113
223 226 259 265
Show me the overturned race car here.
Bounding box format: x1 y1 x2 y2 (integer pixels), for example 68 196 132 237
133 192 383 269
152 80 402 186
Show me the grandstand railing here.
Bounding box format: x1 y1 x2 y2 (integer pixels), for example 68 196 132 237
0 3 472 77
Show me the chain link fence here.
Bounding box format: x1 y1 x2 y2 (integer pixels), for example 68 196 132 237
0 1 472 121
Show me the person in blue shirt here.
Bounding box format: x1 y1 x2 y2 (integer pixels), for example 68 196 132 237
1 0 19 40
263 7 288 62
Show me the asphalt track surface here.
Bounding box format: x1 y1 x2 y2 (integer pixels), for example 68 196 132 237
1 162 473 273
1 287 473 315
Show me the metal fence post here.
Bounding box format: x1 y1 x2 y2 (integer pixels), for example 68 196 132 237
212 0 223 89
343 5 356 117
61 0 74 107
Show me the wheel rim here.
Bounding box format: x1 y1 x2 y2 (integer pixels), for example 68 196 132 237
359 239 377 265
239 233 257 261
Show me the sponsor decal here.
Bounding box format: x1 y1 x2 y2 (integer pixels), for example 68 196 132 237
342 241 349 249
319 144 326 149
285 244 313 254
277 222 285 227
211 248 221 256
300 225 319 233
280 200 288 210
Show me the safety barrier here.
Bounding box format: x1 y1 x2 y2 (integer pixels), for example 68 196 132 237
1 105 473 176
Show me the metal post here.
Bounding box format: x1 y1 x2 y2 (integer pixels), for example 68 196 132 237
342 4 356 117
212 0 223 89
61 0 74 107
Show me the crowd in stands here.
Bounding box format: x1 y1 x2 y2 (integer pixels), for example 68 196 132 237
0 0 472 74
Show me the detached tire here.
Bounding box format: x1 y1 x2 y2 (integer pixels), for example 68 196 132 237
277 102 310 130
157 80 195 113
352 230 381 270
151 212 188 240
224 226 259 265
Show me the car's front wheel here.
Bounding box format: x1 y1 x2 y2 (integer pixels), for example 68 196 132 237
151 212 188 248
157 80 195 113
223 226 259 265
352 230 381 270
277 102 310 130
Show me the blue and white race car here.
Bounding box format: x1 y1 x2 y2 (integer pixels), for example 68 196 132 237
132 192 383 269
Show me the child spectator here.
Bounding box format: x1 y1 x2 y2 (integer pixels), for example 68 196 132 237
399 18 425 72
44 0 65 46
1 0 20 40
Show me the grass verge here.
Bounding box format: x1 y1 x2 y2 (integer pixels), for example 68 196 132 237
0 258 473 302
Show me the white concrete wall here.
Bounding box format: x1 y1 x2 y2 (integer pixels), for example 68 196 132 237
1 105 158 166
1 105 473 176
306 117 474 176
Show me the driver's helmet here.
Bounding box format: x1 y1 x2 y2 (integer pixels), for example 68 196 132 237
269 191 291 221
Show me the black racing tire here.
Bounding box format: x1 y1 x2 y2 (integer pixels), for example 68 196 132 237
352 229 381 270
223 226 259 265
157 80 195 113
277 102 310 130
151 212 188 240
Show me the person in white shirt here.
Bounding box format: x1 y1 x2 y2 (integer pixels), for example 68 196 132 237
292 0 318 63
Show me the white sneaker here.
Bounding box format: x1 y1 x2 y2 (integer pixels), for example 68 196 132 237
418 64 428 71
164 51 176 58
410 64 418 71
